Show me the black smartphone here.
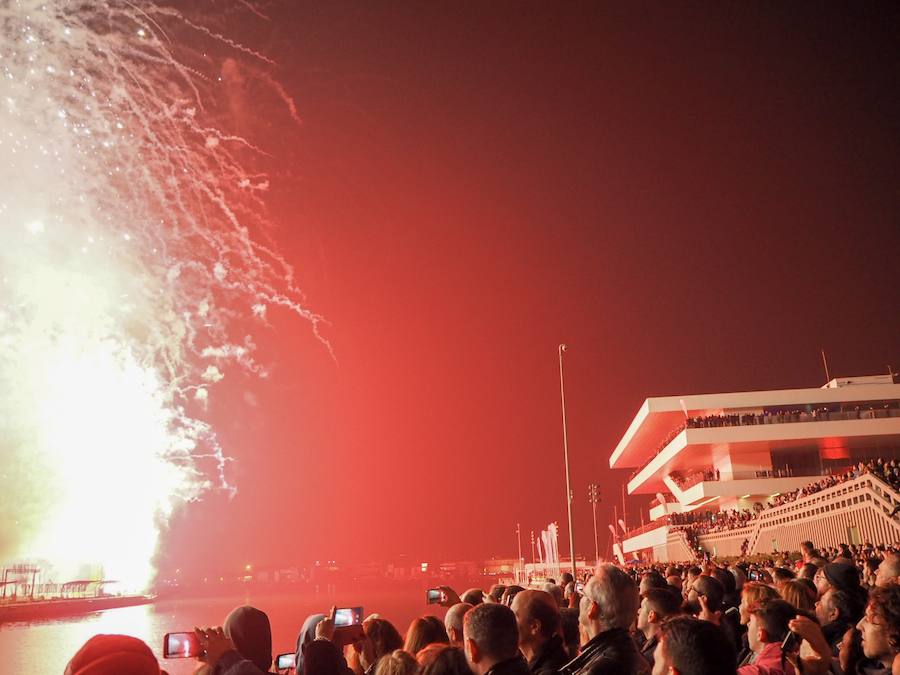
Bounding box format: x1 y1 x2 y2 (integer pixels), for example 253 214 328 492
334 607 363 627
276 652 296 669
426 588 444 604
781 631 800 653
163 632 202 658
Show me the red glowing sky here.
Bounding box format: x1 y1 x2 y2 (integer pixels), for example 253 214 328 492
160 3 900 576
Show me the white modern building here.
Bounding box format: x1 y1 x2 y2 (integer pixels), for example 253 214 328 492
610 374 900 561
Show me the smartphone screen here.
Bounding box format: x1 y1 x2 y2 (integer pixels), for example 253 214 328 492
163 632 202 659
426 589 443 604
276 653 296 669
334 607 363 627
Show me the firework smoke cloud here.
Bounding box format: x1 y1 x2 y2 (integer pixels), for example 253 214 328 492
0 0 319 591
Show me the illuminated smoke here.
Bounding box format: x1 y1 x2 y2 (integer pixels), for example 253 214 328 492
0 1 321 591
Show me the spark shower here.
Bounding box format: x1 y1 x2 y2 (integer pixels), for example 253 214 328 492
0 1 317 591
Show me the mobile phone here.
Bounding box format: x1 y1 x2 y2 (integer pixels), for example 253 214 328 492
575 581 584 593
749 571 759 581
781 631 800 653
163 632 202 659
333 623 365 648
426 588 444 604
334 607 363 627
276 652 296 669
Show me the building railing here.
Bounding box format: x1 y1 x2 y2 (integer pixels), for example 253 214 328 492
627 405 900 486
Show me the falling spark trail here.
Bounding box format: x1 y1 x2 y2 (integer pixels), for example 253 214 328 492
0 0 320 591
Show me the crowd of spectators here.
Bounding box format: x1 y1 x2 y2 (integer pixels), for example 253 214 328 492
666 457 900 542
686 403 898 429
63 540 900 675
59 456 900 675
670 469 719 489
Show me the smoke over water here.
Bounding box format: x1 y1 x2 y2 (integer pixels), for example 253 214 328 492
0 1 319 591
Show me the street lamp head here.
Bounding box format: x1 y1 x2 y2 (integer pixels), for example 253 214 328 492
559 343 568 353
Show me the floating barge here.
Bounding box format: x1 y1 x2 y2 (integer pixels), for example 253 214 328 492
0 593 154 623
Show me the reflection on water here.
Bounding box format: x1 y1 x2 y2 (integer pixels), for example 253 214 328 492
0 588 441 674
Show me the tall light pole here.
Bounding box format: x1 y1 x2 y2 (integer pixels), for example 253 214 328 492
588 483 600 566
558 343 577 581
516 522 523 582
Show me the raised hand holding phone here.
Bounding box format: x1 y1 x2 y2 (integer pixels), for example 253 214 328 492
315 607 337 641
193 626 233 668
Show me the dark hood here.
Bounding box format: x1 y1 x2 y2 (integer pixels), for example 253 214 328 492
224 605 273 673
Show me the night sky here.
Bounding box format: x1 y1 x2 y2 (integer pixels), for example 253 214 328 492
160 2 900 576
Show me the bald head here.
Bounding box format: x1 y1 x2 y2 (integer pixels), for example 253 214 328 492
876 554 900 587
444 602 473 647
511 589 560 654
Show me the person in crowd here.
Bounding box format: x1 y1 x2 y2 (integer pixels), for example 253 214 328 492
638 588 683 669
224 606 273 674
417 644 473 675
560 572 575 589
736 583 779 663
563 563 647 675
800 541 819 564
502 585 527 607
487 585 507 604
772 568 796 596
304 639 355 675
195 626 270 675
667 575 684 594
797 563 819 582
739 599 797 675
374 650 419 675
65 634 165 675
564 580 583 609
445 603 475 648
641 572 669 595
405 616 450 655
350 618 405 675
650 616 737 675
855 583 900 674
297 614 328 675
463 603 530 675
687 575 725 623
876 554 900 587
511 589 568 675
688 574 741 656
685 567 703 598
815 562 862 598
560 608 581 658
541 582 566 608
780 580 816 614
713 567 741 611
863 558 881 588
815 588 857 655
462 589 485 606
730 567 747 596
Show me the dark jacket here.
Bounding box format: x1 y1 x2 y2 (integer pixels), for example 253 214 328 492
559 628 648 675
639 635 658 670
528 634 570 675
822 619 852 655
488 655 532 675
216 649 270 675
